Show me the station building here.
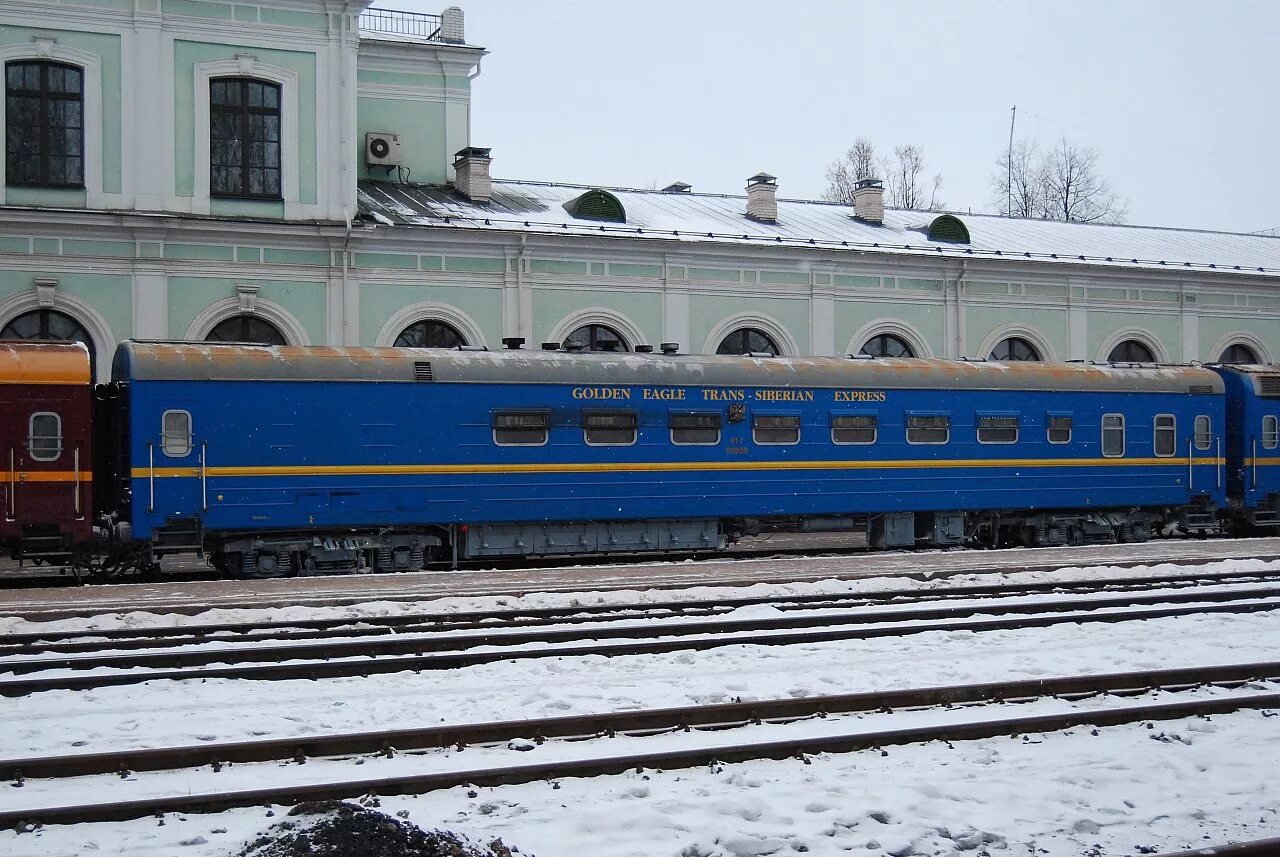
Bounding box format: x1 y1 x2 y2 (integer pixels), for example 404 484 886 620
1 0 1278 381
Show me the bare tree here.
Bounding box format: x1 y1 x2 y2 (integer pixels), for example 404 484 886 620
823 137 879 204
991 138 1045 218
880 144 944 211
1040 138 1126 224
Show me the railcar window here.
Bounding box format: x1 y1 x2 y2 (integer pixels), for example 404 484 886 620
28 412 61 461
1047 415 1073 444
1102 414 1125 457
1194 416 1212 451
831 414 877 445
492 411 549 446
670 412 721 445
977 415 1019 444
753 414 800 445
1264 415 1279 451
1154 415 1176 457
161 410 192 457
583 410 638 446
906 415 949 445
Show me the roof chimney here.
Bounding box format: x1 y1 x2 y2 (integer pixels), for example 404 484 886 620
745 172 777 223
662 181 692 193
452 147 492 203
851 178 884 224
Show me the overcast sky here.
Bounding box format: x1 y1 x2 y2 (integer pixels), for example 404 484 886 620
395 0 1280 234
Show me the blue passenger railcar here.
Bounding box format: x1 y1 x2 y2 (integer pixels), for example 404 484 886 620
1210 364 1280 526
108 342 1226 574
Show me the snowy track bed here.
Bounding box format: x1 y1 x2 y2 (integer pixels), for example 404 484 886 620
3 559 1279 855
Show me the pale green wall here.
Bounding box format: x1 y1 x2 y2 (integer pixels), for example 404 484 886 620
1089 310 1181 357
835 299 944 353
173 40 318 202
356 96 447 184
0 24 122 195
1199 314 1276 361
965 305 1068 355
692 294 811 354
359 282 502 345
534 289 662 345
168 276 326 342
0 269 131 337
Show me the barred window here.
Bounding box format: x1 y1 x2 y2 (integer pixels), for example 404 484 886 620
906 415 949 444
1194 415 1212 451
210 78 281 199
753 414 800 445
493 411 549 446
1047 415 1073 445
5 61 83 188
670 412 721 445
583 410 637 445
1154 415 1176 457
831 414 877 445
1263 415 1278 451
28 412 62 461
977 415 1019 444
1102 414 1125 457
161 410 193 457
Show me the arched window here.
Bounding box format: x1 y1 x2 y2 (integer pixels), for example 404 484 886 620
394 319 466 348
205 315 286 345
564 189 626 223
860 333 915 358
564 323 628 352
1 308 95 374
5 61 84 188
210 77 281 199
1219 343 1259 364
717 327 780 356
1107 340 1155 363
989 337 1041 361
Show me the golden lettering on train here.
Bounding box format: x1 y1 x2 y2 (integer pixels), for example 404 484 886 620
641 388 687 401
701 388 746 401
834 390 888 402
571 386 632 400
752 389 816 402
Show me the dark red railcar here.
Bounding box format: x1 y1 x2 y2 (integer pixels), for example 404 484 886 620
0 342 93 563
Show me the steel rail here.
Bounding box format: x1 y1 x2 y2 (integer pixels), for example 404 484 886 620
1155 837 1280 856
2 597 1279 697
3 585 1277 677
3 689 1276 828
4 569 1272 655
3 661 1276 782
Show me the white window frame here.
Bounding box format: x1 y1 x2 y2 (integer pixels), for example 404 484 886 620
492 411 550 448
161 409 193 458
1194 415 1212 451
28 411 62 461
669 412 722 447
1102 413 1126 458
1047 414 1073 445
976 415 1020 445
1263 415 1279 451
830 413 878 446
193 58 300 216
583 410 638 447
752 414 801 446
1153 414 1177 458
906 414 950 445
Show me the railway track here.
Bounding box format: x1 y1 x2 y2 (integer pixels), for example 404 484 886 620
3 568 1274 657
2 661 1275 827
3 585 1278 696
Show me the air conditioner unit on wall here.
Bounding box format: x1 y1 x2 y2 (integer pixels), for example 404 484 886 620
365 132 401 166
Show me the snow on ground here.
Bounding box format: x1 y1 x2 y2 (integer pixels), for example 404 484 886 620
1 557 1279 855
3 556 1279 637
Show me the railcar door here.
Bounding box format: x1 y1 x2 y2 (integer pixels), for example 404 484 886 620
145 406 207 520
5 391 86 533
0 385 16 530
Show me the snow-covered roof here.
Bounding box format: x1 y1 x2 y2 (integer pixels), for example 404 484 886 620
357 179 1280 278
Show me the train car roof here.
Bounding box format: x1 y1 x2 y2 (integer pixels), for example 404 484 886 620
1207 363 1280 396
0 341 91 385
114 341 1225 395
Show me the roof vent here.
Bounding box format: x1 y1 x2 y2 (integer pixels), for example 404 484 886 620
502 337 524 350
541 341 560 350
925 214 970 243
452 147 492 203
565 189 626 223
413 361 433 381
635 344 654 353
745 173 777 223
1259 375 1280 398
660 342 679 354
851 178 884 224
662 181 692 193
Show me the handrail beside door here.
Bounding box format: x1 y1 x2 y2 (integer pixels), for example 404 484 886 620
5 445 14 521
73 444 83 519
147 441 155 513
200 441 208 512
